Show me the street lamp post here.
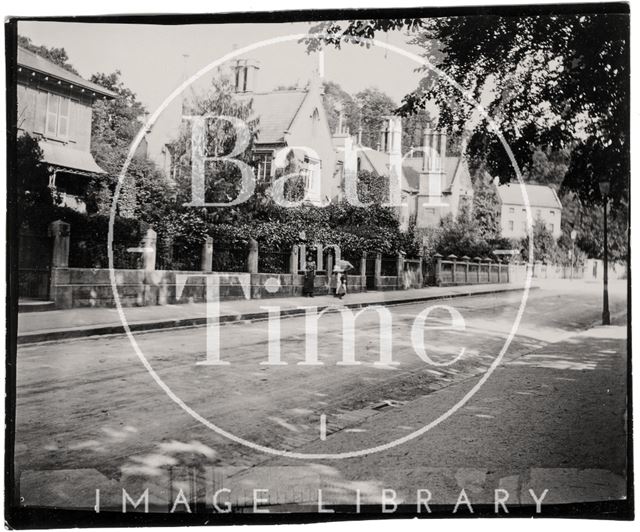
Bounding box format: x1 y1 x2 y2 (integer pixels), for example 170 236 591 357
570 229 577 280
599 180 611 325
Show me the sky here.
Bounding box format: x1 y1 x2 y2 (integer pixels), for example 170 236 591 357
17 20 430 163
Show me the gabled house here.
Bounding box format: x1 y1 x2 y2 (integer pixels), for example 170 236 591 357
233 60 338 204
16 45 116 213
496 183 563 239
333 116 474 230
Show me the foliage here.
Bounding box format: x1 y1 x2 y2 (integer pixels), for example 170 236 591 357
303 14 629 201
15 134 57 228
354 87 396 149
168 75 259 224
89 70 169 219
197 200 418 258
18 35 79 75
431 208 493 259
303 19 426 53
558 190 628 262
471 173 501 240
356 169 388 204
303 14 629 262
59 210 150 269
322 81 361 135
401 109 433 154
272 149 307 205
322 81 433 153
520 219 558 263
525 147 571 186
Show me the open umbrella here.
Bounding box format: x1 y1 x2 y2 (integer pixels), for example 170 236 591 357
336 259 354 271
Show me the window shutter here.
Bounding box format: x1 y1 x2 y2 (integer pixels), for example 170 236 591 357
57 97 70 138
33 90 47 134
46 93 59 136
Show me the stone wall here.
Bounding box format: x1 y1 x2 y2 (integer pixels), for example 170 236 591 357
50 268 257 308
376 276 398 291
50 268 372 308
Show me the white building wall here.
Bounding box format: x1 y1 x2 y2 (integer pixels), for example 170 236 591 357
500 203 562 239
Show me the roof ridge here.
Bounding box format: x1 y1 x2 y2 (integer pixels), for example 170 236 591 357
17 46 116 98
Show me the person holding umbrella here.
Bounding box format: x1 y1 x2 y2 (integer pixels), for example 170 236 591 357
333 260 353 299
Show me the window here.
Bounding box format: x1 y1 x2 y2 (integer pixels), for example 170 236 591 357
522 221 527 232
508 220 514 231
509 207 515 214
254 152 273 182
45 93 71 139
536 209 541 218
550 210 555 216
549 223 555 232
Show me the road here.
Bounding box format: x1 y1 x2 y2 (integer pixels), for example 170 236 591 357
13 280 628 513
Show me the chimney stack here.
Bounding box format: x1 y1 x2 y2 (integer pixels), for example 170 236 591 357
233 59 260 93
379 123 388 152
422 128 446 172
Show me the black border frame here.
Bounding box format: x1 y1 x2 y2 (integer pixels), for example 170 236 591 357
4 2 633 527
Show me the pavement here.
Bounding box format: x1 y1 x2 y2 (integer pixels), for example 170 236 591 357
16 282 535 344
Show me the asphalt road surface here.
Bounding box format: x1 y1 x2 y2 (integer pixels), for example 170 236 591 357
13 281 628 513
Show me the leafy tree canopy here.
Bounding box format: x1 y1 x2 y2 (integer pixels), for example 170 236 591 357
18 35 79 75
304 14 629 205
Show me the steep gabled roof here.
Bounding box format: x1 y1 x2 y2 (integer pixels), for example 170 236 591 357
497 183 562 209
17 46 116 99
238 89 308 145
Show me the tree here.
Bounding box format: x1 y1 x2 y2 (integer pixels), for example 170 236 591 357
401 109 433 154
558 190 627 263
89 71 148 175
89 70 172 219
167 75 258 225
303 12 629 205
322 81 359 135
525 147 571 186
18 35 79 75
520 219 559 263
15 134 57 230
472 174 501 240
354 87 396 149
430 205 493 259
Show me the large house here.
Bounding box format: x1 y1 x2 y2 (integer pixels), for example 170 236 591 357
233 60 339 204
496 183 563 239
159 59 473 227
16 45 116 212
333 115 474 230
159 59 339 205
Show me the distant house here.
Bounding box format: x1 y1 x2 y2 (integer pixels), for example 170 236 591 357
334 116 474 230
16 46 116 213
496 183 563 239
